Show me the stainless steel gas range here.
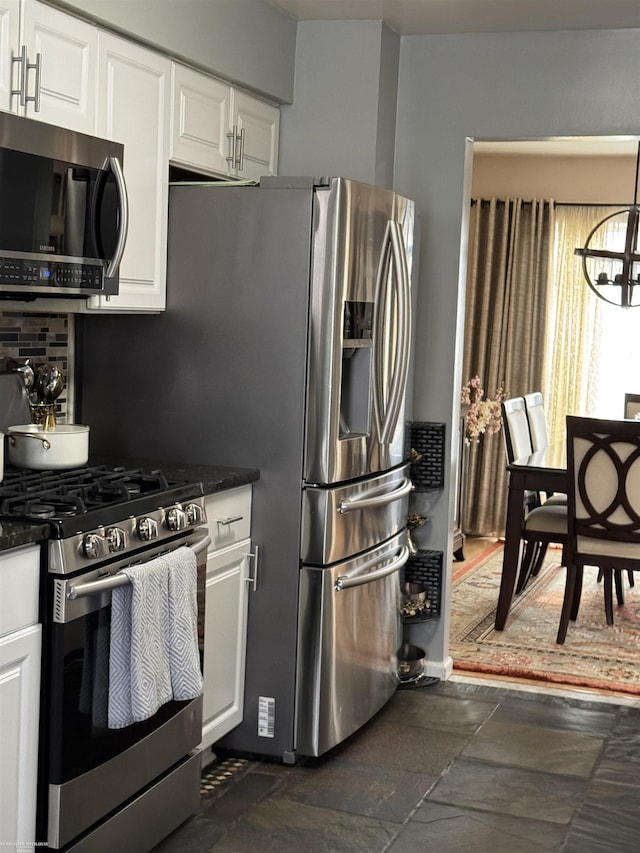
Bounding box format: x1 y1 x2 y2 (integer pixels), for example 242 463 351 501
0 464 210 853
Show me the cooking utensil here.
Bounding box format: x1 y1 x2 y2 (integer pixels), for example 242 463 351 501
36 364 64 430
8 423 89 469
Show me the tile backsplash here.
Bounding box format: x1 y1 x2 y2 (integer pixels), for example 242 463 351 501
0 311 72 422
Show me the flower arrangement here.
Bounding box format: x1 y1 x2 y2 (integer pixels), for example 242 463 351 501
461 375 505 444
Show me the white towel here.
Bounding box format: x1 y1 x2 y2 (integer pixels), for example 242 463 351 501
108 556 173 729
108 548 203 729
166 546 204 701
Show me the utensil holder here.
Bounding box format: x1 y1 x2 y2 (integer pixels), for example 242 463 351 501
29 403 57 428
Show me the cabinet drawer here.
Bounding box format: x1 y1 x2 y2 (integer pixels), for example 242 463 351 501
0 545 40 638
205 486 252 551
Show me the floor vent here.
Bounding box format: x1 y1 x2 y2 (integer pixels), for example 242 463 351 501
200 757 250 796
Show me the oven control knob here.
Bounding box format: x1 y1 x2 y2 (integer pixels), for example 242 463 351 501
83 533 102 559
166 507 187 531
185 503 204 525
106 527 126 552
137 517 159 541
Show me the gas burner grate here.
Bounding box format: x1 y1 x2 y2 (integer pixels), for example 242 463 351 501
0 465 173 518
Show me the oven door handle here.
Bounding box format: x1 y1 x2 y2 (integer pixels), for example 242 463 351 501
66 534 211 600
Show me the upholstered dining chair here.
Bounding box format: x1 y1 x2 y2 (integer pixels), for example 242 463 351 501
503 395 564 593
556 416 640 644
624 393 640 420
524 391 567 503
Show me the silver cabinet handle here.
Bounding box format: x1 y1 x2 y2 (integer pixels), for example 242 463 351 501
105 156 129 279
216 515 244 526
11 46 41 111
11 45 27 106
335 545 409 591
246 544 259 592
235 127 245 171
337 477 413 514
226 125 237 167
26 51 41 112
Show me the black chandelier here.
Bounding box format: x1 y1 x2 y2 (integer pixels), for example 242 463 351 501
574 141 640 308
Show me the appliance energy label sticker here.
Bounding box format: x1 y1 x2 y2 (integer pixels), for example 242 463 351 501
258 696 275 738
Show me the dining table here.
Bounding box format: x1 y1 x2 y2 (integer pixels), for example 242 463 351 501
494 439 567 630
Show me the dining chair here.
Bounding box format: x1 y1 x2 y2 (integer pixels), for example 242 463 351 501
556 416 640 644
503 395 564 593
524 391 567 503
624 392 640 420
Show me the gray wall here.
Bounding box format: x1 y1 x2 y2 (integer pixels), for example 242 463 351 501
279 21 399 188
393 27 640 670
54 0 297 102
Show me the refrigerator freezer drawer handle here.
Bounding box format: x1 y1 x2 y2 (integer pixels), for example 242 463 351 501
334 545 409 591
337 477 413 514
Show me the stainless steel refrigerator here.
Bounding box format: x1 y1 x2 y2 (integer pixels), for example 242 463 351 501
78 176 416 762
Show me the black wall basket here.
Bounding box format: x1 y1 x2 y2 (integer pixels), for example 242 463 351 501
401 549 443 621
407 421 445 491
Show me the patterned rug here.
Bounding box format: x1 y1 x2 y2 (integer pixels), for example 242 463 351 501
450 542 640 695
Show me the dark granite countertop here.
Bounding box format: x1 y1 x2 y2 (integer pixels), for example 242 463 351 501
0 458 259 553
87 456 260 495
0 521 50 552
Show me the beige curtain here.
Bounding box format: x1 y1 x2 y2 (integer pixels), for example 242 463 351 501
462 198 555 536
543 206 621 443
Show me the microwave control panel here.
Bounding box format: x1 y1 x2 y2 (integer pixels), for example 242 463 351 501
0 255 104 293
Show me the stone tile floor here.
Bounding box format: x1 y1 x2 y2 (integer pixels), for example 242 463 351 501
155 678 640 852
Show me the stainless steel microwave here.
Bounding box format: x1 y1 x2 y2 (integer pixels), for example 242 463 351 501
0 112 128 300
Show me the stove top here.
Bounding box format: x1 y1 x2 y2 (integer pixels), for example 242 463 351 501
0 464 204 537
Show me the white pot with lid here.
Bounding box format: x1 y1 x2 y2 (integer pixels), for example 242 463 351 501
8 424 89 470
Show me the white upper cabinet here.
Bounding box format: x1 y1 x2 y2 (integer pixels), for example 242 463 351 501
230 88 279 182
170 63 231 176
90 32 171 312
171 61 279 181
1 0 97 134
0 1 20 113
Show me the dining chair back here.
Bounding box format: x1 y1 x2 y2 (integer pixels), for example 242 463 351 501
557 416 640 643
524 392 550 452
502 396 533 463
624 392 640 420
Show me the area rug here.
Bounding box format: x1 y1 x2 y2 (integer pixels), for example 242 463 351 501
450 542 640 696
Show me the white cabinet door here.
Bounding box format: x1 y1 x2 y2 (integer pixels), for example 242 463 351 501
0 0 19 113
170 63 232 177
231 89 279 181
0 624 41 852
91 32 170 312
201 538 251 750
20 0 97 133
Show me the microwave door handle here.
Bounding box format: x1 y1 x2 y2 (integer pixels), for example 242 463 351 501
337 476 413 514
380 221 411 444
335 545 409 591
372 221 393 439
105 155 129 279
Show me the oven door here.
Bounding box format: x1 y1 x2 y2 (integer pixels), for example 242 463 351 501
40 529 209 850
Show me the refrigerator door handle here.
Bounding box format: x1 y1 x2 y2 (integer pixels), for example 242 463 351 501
381 220 411 444
334 545 409 591
372 220 412 445
337 477 413 514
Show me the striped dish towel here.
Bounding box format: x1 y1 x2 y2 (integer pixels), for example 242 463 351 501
166 546 204 701
108 556 173 728
108 548 203 729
